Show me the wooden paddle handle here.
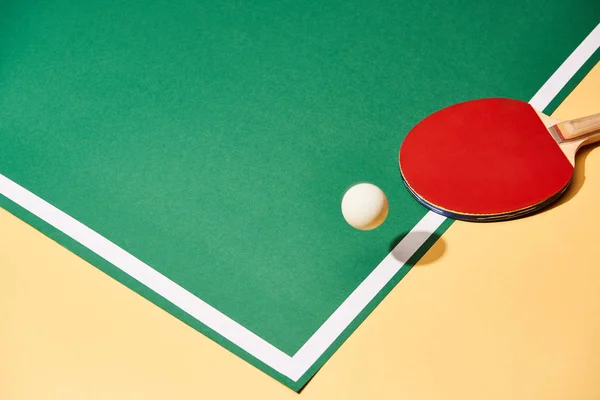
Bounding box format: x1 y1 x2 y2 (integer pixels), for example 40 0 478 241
554 112 600 142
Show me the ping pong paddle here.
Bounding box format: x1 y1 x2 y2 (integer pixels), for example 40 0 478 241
399 98 600 221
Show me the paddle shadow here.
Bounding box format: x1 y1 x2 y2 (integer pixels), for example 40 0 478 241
543 142 599 213
389 230 446 267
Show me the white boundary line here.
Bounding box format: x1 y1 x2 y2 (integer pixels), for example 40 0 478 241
530 23 600 110
0 175 299 376
0 22 598 383
289 212 446 379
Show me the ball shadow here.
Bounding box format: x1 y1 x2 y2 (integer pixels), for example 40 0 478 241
389 230 446 267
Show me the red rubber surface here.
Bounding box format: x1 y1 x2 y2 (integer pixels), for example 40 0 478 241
399 98 574 216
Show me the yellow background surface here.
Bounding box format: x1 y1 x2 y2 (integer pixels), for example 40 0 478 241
2 64 600 399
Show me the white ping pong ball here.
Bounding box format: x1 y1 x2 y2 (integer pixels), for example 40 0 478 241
341 183 389 230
